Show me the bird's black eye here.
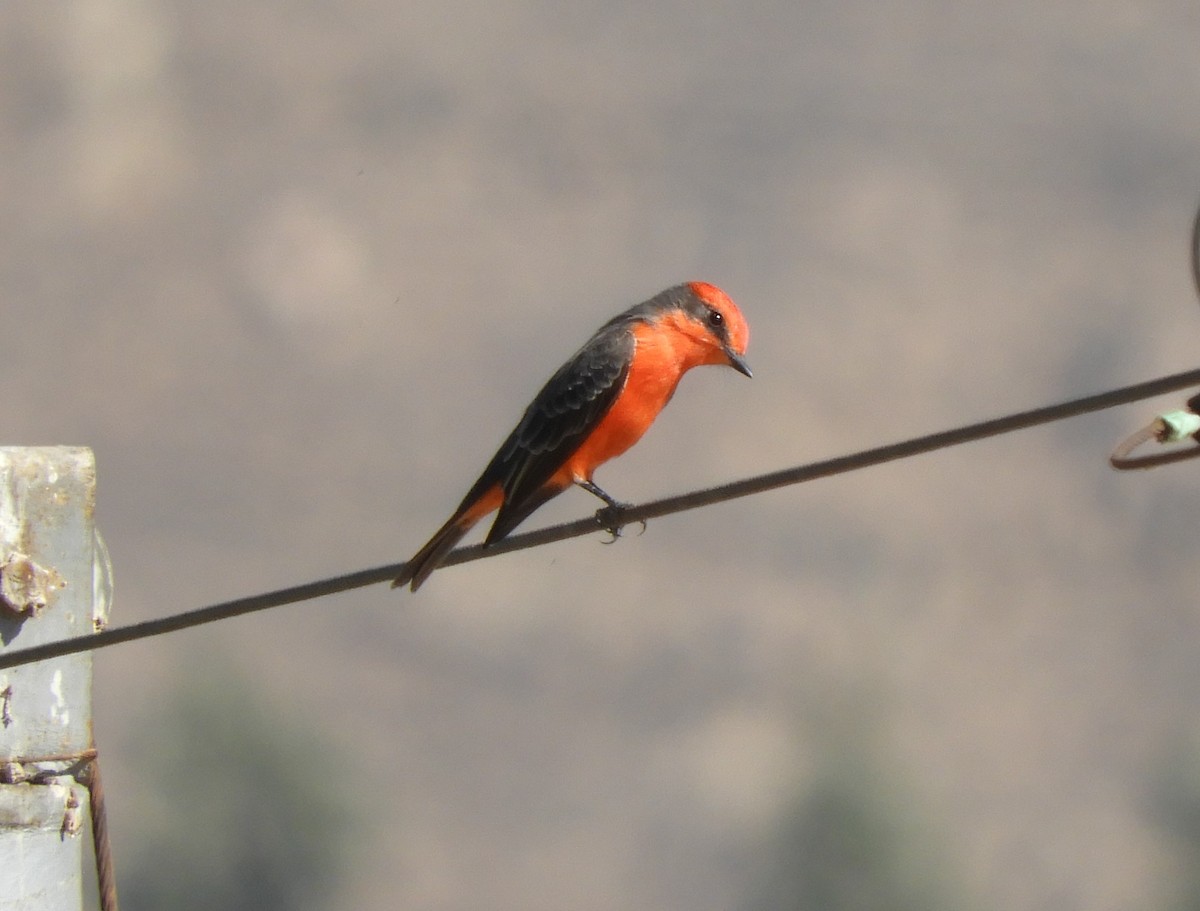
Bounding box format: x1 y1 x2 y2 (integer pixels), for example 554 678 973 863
707 308 724 328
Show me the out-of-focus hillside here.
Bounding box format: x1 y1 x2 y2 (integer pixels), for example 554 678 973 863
4 2 1200 909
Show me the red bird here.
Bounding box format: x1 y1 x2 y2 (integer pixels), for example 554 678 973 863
392 282 751 591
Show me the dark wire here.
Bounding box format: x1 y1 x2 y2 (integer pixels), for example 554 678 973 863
3 365 1200 672
82 758 119 911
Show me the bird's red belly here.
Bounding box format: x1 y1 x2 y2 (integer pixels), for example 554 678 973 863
554 339 683 485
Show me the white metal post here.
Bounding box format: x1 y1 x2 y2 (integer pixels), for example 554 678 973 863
0 448 108 910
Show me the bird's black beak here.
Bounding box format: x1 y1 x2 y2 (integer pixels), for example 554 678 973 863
724 347 753 378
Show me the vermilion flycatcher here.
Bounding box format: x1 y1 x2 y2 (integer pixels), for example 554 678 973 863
393 282 751 590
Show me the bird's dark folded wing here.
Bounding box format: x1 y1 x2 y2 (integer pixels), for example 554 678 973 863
477 324 634 543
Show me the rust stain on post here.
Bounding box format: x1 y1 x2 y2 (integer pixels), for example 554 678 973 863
0 552 65 617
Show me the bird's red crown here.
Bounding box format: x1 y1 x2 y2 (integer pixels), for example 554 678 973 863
687 280 750 359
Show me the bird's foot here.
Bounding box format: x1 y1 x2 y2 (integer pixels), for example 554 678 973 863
577 480 646 542
594 502 647 543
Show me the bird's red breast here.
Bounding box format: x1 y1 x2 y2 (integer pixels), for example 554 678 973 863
553 315 722 486
551 283 749 488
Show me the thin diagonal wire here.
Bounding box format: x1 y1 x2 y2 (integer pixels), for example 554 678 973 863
2 365 1200 672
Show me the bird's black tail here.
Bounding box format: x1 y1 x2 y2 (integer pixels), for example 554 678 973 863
391 514 472 592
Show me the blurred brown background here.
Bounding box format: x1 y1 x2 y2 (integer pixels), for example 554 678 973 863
5 1 1200 909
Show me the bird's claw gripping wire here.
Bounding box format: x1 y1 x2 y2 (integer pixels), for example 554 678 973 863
594 503 647 543
577 480 646 542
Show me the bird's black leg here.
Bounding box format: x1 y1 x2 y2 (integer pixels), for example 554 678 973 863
576 480 646 541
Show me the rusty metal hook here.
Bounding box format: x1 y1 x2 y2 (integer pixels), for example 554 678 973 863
1110 409 1200 470
1109 200 1200 471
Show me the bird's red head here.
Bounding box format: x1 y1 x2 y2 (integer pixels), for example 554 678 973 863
680 281 752 377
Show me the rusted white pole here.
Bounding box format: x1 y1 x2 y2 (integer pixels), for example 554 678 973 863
0 448 111 910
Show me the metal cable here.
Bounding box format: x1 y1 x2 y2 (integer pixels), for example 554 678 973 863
83 757 120 911
2 365 1200 673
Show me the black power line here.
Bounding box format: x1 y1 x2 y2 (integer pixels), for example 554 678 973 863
2 365 1199 672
